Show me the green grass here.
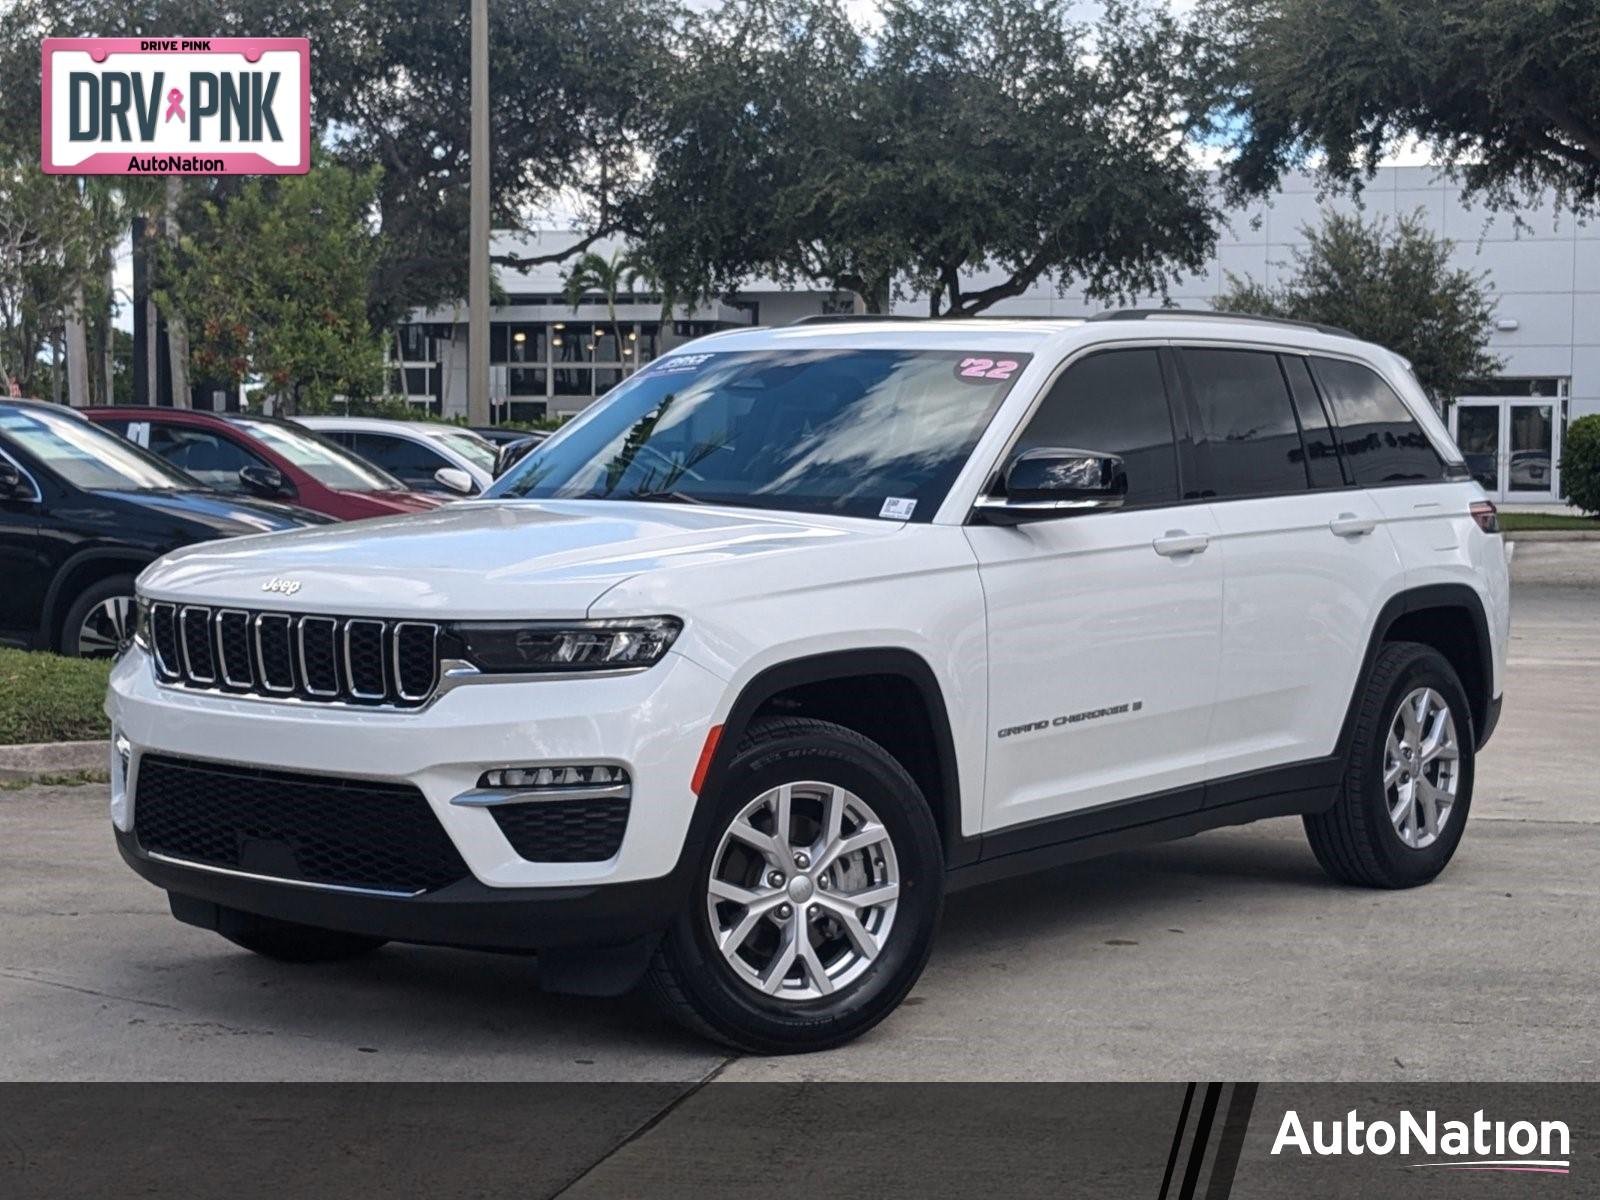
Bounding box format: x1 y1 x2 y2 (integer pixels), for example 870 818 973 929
0 648 112 745
0 768 110 792
1498 512 1600 532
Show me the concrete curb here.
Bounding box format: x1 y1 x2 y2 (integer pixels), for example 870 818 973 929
1505 530 1600 542
0 740 109 784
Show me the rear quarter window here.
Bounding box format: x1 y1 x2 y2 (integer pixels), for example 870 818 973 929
1310 357 1446 484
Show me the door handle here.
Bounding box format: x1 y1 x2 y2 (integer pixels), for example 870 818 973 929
1329 513 1377 537
1152 530 1209 557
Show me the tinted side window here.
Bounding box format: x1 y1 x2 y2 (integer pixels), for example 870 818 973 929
1180 348 1307 498
1310 357 1445 484
352 433 450 488
147 426 264 492
1280 355 1347 489
1012 349 1179 508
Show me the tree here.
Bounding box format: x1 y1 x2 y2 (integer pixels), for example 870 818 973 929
1560 415 1600 517
1193 0 1600 213
562 248 644 353
0 0 681 327
160 162 387 413
1215 210 1500 406
629 0 1220 315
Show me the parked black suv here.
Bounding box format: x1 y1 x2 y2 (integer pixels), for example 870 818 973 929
0 401 326 657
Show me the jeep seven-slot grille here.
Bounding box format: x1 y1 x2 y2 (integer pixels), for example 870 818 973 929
148 602 440 707
133 755 468 894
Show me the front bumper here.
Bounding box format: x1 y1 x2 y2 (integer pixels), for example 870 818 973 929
107 646 727 945
115 826 688 952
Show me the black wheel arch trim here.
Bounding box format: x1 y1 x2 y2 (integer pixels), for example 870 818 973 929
1341 582 1496 754
37 547 154 649
692 647 977 868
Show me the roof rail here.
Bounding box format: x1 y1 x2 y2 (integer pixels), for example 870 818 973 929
786 313 927 326
1088 307 1357 339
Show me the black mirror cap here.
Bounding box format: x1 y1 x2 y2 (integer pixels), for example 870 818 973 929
1003 447 1128 503
0 460 25 498
238 465 286 496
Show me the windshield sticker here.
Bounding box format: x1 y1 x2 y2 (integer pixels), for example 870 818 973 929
955 356 1022 382
645 352 718 376
879 496 917 520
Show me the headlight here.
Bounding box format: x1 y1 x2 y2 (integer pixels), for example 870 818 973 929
449 617 682 673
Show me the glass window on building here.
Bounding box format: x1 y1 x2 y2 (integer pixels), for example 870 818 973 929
509 366 547 396
508 324 545 363
396 324 436 362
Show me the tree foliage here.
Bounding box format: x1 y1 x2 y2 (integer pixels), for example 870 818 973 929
1560 414 1600 517
160 162 387 412
1194 0 1600 213
630 0 1220 314
1216 209 1500 404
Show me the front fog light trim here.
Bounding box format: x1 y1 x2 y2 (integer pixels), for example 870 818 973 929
451 763 633 808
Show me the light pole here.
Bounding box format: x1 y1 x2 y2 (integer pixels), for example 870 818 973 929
467 0 491 425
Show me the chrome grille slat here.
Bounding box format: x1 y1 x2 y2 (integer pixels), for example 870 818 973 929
149 607 440 709
297 616 342 697
179 605 216 684
215 609 254 688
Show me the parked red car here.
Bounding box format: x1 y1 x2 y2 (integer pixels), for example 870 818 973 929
85 408 442 520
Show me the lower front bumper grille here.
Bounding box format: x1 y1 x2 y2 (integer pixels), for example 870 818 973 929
490 796 631 863
133 755 469 895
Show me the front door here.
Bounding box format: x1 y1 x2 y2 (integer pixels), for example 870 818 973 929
967 347 1223 833
1452 399 1559 502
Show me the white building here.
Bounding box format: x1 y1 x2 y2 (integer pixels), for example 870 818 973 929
401 166 1595 505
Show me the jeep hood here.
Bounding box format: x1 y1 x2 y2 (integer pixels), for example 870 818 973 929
137 498 900 618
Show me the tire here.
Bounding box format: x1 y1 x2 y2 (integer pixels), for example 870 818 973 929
646 716 944 1054
59 573 138 658
218 911 388 963
1305 642 1475 889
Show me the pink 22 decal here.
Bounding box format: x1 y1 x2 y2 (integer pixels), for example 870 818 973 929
956 356 1020 381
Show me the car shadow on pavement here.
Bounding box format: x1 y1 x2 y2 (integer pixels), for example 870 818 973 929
936 820 1332 949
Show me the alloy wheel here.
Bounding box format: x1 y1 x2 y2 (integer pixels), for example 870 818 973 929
78 595 134 658
705 780 900 1001
1385 686 1461 850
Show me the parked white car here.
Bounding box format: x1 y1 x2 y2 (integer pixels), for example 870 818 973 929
109 311 1510 1054
294 416 498 497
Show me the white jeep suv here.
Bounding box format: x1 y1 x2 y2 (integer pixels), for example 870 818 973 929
109 311 1509 1053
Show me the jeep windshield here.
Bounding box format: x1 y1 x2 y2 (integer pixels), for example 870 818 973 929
486 348 1030 521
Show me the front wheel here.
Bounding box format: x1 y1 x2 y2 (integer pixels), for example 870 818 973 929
1305 642 1475 888
646 717 944 1054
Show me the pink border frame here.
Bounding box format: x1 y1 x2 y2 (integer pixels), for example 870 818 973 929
41 37 310 175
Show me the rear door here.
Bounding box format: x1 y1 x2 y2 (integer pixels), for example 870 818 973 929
1174 346 1400 785
0 441 45 645
966 347 1223 833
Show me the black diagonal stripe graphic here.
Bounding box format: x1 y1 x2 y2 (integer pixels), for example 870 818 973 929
1177 1083 1225 1200
1204 1083 1260 1200
1158 1082 1198 1200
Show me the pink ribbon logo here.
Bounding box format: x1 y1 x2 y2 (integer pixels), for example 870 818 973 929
164 88 185 123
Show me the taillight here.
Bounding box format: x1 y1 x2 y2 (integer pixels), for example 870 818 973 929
1470 500 1499 534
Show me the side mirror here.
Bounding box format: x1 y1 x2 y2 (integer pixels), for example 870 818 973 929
238 465 287 498
0 460 23 498
975 447 1127 525
434 466 475 495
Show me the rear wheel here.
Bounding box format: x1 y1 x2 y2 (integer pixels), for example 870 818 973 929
1305 642 1475 888
218 910 388 963
646 717 943 1054
60 574 138 658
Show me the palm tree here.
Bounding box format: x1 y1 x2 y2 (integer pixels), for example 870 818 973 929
562 248 639 364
